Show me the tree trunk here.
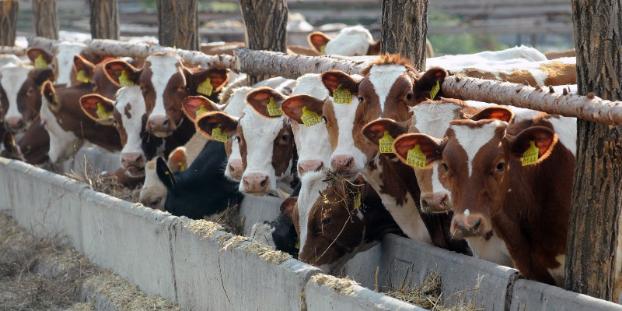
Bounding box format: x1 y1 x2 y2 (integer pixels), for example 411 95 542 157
564 0 622 301
239 0 288 83
90 0 119 39
32 0 58 39
0 0 18 46
157 0 199 50
380 0 428 71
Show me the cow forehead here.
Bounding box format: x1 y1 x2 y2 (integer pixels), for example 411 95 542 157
55 42 86 85
239 109 286 142
325 26 373 56
368 65 407 111
292 74 328 99
411 102 462 137
1 64 32 87
145 54 183 85
223 86 252 117
116 86 146 122
450 120 506 177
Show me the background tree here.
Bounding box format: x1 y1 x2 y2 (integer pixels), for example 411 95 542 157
32 0 58 39
157 0 199 50
380 0 428 71
565 0 622 301
0 0 18 46
90 0 119 39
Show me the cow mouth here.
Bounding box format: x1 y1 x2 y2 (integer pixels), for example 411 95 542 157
124 165 145 178
150 130 174 138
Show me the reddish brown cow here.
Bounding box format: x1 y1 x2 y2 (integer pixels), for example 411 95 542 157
400 109 575 285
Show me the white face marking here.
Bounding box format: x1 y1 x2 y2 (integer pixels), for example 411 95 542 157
292 74 329 99
430 163 447 194
225 138 243 181
238 107 286 193
139 160 167 210
451 121 506 177
325 25 373 56
547 254 566 286
115 86 146 157
298 171 329 252
146 54 183 119
55 42 86 86
412 102 462 138
223 87 252 117
1 64 31 121
40 97 81 162
331 98 367 173
548 116 576 156
368 65 406 112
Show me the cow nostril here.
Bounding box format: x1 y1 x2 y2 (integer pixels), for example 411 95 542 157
472 218 482 231
259 177 268 188
345 157 353 167
162 119 169 127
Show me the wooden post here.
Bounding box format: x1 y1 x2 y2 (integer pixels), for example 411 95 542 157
32 0 58 39
380 0 428 71
157 0 199 50
90 0 119 40
0 0 18 46
564 0 622 301
239 0 288 82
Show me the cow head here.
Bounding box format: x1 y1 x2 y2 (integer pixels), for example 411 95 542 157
53 41 87 86
39 81 81 162
196 111 242 181
104 53 228 138
139 159 167 210
0 60 54 133
307 26 381 56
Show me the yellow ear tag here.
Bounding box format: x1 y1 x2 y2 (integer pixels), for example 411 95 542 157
353 191 362 210
118 70 134 87
211 126 229 143
378 131 395 154
195 105 209 117
177 161 187 172
521 140 539 166
333 85 352 104
320 45 326 55
95 102 112 121
197 78 213 97
406 144 427 168
34 54 48 69
267 97 283 117
429 80 440 100
76 70 90 84
300 106 322 127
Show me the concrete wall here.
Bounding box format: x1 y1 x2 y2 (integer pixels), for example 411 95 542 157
1 157 621 311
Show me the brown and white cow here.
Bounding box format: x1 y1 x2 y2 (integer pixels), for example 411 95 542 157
398 109 575 285
103 53 228 138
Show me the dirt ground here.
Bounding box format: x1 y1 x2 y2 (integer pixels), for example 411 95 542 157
0 213 178 311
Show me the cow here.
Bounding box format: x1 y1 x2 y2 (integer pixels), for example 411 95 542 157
396 108 576 285
102 53 228 138
52 41 87 86
307 25 433 57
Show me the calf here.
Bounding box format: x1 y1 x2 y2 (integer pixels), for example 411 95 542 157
52 41 87 86
401 109 575 285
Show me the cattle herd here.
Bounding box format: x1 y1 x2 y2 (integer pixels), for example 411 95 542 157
0 25 594 296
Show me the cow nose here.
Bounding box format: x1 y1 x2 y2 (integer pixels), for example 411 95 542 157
298 160 323 175
5 116 24 132
331 155 354 173
242 173 270 194
227 159 244 180
451 213 484 239
420 193 450 214
121 153 145 169
147 115 170 133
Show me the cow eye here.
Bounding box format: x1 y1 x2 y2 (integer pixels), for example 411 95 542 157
235 136 241 142
406 92 413 101
440 162 449 173
27 87 35 96
495 160 506 173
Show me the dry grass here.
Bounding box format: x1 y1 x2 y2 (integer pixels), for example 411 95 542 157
311 274 358 296
204 202 243 235
384 272 482 311
64 167 140 203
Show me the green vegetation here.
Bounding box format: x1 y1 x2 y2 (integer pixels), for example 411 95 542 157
428 11 508 55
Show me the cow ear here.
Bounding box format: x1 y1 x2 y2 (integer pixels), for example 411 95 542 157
182 96 220 121
41 81 61 112
367 41 381 55
246 87 287 118
104 60 141 87
156 157 176 189
195 111 238 142
26 48 53 69
308 32 331 54
362 118 407 154
321 70 359 103
167 147 188 173
281 94 325 125
393 133 444 169
33 68 55 86
187 68 229 98
414 67 447 101
509 126 558 166
79 93 116 126
73 55 95 85
471 106 514 123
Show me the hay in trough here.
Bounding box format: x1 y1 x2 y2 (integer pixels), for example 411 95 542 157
187 219 224 239
311 274 358 296
62 159 141 203
204 202 243 235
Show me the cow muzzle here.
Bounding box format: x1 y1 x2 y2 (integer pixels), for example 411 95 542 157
147 115 174 138
420 192 451 214
226 159 244 181
121 152 146 177
451 212 487 239
242 172 270 195
330 155 355 175
4 116 25 133
298 160 323 176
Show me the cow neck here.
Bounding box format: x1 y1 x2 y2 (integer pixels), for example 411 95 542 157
163 115 196 157
51 83 122 152
361 154 431 243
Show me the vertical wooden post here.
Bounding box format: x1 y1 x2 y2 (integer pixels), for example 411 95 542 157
380 0 428 71
90 0 119 39
0 0 18 46
565 0 622 301
157 0 199 50
239 0 288 82
32 0 58 39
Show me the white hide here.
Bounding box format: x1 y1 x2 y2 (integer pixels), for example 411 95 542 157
325 25 374 56
0 64 32 122
115 86 146 156
139 159 167 210
39 97 82 163
0 54 21 68
146 54 183 119
297 171 329 252
426 45 548 72
451 120 507 177
330 96 368 173
54 41 86 86
368 65 407 112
